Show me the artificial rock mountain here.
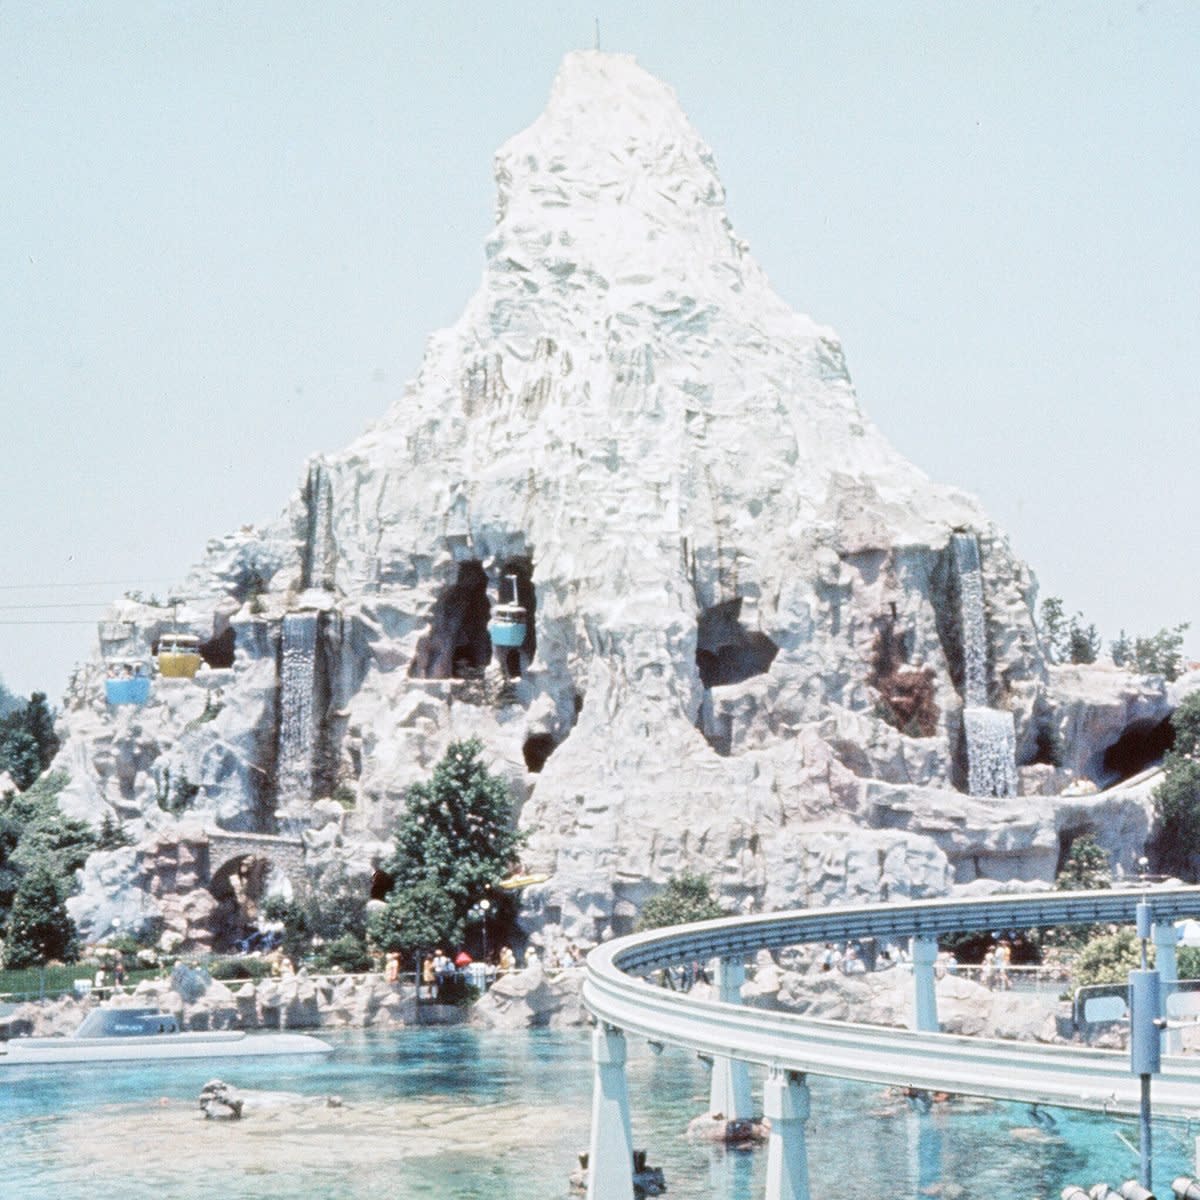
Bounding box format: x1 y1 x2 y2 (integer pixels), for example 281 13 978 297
54 53 1186 949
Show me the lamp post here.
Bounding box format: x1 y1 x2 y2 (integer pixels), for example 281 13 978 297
478 898 491 964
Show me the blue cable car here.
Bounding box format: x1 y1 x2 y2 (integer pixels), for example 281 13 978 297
488 573 527 648
105 660 151 706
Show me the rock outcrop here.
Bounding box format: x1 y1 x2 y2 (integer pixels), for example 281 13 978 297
46 52 1195 948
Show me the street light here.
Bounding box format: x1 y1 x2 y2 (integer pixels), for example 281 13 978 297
478 898 491 963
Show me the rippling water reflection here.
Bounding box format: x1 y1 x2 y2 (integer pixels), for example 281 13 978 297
0 1027 1192 1198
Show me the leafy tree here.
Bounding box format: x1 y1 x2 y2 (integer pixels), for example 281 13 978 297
0 728 40 791
4 862 77 967
260 869 368 963
1178 945 1200 980
1131 624 1190 682
1039 597 1067 663
375 740 524 955
1152 692 1200 879
1073 928 1142 989
368 877 458 957
1039 598 1102 665
635 872 725 932
4 772 95 879
0 693 59 789
1056 836 1111 892
0 677 20 720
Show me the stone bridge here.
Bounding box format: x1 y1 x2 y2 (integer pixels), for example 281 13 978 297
203 829 307 885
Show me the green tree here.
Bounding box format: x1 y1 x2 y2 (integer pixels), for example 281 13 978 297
1131 624 1190 682
1073 928 1142 989
96 811 134 851
3 862 77 967
1152 692 1200 879
1110 630 1133 669
5 772 95 879
1066 617 1102 665
368 877 458 957
1039 597 1067 663
0 692 59 790
260 869 368 963
375 740 524 955
635 872 725 931
1056 836 1111 892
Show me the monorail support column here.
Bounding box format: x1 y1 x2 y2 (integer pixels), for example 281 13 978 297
709 957 754 1120
763 1068 811 1200
910 935 939 1033
1154 920 1182 1055
587 1024 635 1200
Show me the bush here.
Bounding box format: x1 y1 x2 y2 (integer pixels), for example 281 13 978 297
635 873 724 932
1073 928 1142 989
312 934 372 974
208 956 272 982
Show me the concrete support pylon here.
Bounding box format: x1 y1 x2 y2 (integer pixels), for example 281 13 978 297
587 1024 635 1200
1154 920 1182 1055
763 1068 811 1200
708 957 754 1119
910 935 939 1033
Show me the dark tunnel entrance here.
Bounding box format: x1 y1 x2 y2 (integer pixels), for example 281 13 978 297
695 598 779 688
409 561 492 679
1101 716 1175 784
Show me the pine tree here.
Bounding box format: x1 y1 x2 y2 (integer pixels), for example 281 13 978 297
372 740 524 954
4 862 77 967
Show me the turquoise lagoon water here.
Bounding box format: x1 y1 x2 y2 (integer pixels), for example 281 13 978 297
1 1028 1195 1199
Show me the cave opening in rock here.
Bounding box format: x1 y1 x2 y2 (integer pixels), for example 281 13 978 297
370 868 395 901
409 560 493 679
207 854 273 951
695 598 779 688
523 733 557 773
1101 717 1175 784
198 626 236 669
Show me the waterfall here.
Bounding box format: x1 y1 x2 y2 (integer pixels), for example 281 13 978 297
962 707 1018 798
276 612 319 808
952 533 1017 798
950 532 988 708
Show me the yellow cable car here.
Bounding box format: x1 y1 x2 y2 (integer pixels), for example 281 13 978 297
158 633 202 679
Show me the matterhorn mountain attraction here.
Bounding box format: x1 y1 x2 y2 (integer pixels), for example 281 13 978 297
54 52 1186 951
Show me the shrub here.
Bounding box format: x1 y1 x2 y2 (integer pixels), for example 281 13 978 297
1073 928 1141 989
636 873 724 932
313 934 372 974
209 956 271 982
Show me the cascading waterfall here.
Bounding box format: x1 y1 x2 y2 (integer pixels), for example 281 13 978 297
962 707 1018 798
951 532 1018 798
950 533 988 708
276 612 319 809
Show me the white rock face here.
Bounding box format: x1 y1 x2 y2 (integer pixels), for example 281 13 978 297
49 52 1193 946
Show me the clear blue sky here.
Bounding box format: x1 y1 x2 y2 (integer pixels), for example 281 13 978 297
2 2 1197 700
